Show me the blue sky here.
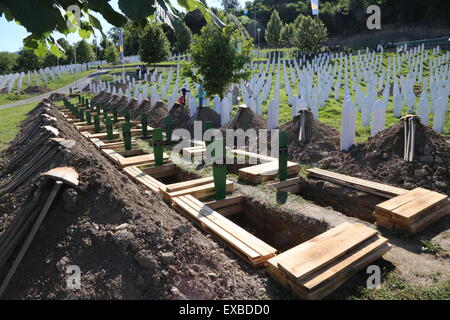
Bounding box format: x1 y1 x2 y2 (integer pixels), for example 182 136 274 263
0 0 247 53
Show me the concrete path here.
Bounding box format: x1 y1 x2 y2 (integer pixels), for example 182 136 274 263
0 71 106 110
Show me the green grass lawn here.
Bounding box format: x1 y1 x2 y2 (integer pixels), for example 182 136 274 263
0 70 93 107
0 102 38 151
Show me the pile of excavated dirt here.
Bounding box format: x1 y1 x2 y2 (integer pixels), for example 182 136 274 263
157 103 190 130
224 106 266 131
48 93 66 101
185 107 221 135
280 111 340 164
320 120 450 196
123 98 139 116
0 100 275 300
144 101 168 127
130 99 151 120
23 86 50 94
109 96 128 114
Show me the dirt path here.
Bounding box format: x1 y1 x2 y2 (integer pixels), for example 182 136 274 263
0 71 107 110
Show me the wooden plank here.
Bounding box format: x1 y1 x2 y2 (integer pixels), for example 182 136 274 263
408 204 450 233
119 152 170 168
392 191 448 221
205 196 245 210
165 181 234 200
166 177 214 192
268 178 301 190
216 204 243 217
182 195 277 258
307 168 407 198
123 166 164 192
376 188 431 212
278 223 377 284
142 164 177 177
172 196 262 262
300 236 389 291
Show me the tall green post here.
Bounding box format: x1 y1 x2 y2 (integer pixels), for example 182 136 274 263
279 130 288 181
164 116 172 144
203 121 213 147
141 114 148 139
93 115 101 133
103 106 108 119
105 117 114 141
79 108 85 122
124 109 130 125
212 138 227 200
152 128 164 166
122 122 132 151
112 107 119 123
85 111 92 125
78 95 81 104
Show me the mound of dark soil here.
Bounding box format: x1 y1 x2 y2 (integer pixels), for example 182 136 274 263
185 107 221 135
280 111 339 164
122 98 138 116
157 103 190 130
320 120 450 195
0 100 273 300
48 93 66 101
109 96 128 114
224 106 266 131
144 101 168 127
23 86 50 94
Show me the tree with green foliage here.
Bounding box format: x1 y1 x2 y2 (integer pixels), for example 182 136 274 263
139 24 171 68
57 38 73 64
43 53 59 67
0 52 18 75
103 45 119 64
291 15 327 54
222 0 239 11
280 23 294 47
265 10 283 48
176 22 193 54
75 40 95 63
185 24 253 98
0 1 222 58
15 50 41 72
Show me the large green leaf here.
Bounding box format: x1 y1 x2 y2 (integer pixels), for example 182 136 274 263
2 0 61 35
87 0 128 27
118 0 156 21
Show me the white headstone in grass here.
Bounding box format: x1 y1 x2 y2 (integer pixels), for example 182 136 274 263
432 97 446 133
267 99 279 131
340 99 356 151
220 97 231 126
248 96 256 112
361 95 371 127
118 88 123 97
255 94 262 115
417 97 429 125
311 94 319 120
213 95 221 114
393 92 402 118
371 99 386 136
189 96 198 117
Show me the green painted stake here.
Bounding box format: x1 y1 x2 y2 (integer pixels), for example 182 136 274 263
122 122 132 151
112 107 119 123
81 96 85 105
69 88 73 94
85 111 92 125
78 95 81 104
103 106 108 119
212 138 227 200
203 121 213 147
93 115 101 133
79 108 85 122
141 114 148 138
164 116 172 143
105 117 114 141
124 109 130 125
279 130 288 181
152 128 164 166
96 106 101 117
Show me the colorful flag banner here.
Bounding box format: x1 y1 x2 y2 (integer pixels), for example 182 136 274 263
118 28 124 61
311 0 319 15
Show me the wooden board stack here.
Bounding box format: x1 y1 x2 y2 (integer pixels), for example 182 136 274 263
267 222 390 300
172 195 277 266
374 188 450 233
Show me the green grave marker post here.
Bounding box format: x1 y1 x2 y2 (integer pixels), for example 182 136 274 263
152 128 164 166
103 106 108 119
105 117 114 141
78 95 81 104
141 114 148 139
122 122 132 151
164 116 172 144
85 111 92 125
69 88 73 95
124 109 131 125
93 115 101 133
203 121 213 147
112 107 119 123
212 138 227 200
79 108 85 122
279 131 288 181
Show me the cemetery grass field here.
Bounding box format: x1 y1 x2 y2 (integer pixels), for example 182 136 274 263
0 101 37 151
0 70 93 106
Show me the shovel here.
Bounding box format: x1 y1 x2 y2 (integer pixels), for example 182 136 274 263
0 167 79 298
